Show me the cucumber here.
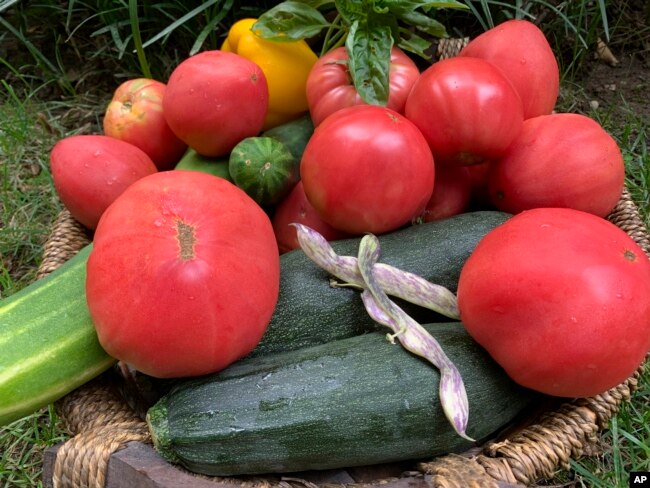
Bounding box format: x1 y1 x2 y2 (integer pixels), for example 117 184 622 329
253 210 510 357
175 148 232 181
262 113 314 161
0 245 116 426
229 136 299 206
147 321 538 476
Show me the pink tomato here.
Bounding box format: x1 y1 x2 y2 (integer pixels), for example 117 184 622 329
405 57 523 166
103 78 187 170
50 135 157 229
418 165 472 222
272 181 350 254
86 171 280 378
460 20 560 119
301 105 434 235
306 46 420 127
163 51 268 157
457 207 650 397
488 113 625 218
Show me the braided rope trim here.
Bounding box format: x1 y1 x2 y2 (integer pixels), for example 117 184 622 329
437 37 470 60
36 210 91 281
39 195 648 487
52 424 150 488
50 368 151 487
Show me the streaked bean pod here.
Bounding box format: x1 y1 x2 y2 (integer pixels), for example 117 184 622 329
293 224 459 319
357 234 472 441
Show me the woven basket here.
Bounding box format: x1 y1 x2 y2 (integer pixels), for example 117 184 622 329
40 185 649 488
37 39 650 487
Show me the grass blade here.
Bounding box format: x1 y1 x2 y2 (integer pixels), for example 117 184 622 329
128 0 152 78
530 0 589 49
0 16 60 78
141 0 220 50
463 1 488 31
0 0 20 14
477 0 494 28
597 0 609 42
189 0 233 55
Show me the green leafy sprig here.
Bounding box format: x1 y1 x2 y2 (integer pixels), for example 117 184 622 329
253 0 468 106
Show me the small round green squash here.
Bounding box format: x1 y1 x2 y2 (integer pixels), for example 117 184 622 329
229 136 299 206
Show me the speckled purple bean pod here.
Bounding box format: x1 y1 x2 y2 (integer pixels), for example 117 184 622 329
292 223 459 319
357 234 472 441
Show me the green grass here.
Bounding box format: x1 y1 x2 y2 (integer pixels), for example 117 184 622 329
0 82 110 486
0 408 67 488
0 86 62 297
0 84 92 487
546 368 650 487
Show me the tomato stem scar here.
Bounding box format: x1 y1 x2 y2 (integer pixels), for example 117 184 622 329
176 219 195 260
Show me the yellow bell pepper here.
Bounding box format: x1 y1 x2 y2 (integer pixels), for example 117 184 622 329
221 18 318 130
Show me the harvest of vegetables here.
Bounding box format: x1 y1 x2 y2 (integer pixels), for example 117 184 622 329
1 1 649 486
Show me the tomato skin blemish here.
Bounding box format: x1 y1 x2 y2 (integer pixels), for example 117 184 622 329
623 249 637 262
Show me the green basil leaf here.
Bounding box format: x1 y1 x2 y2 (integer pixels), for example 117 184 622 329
295 0 336 8
386 0 468 13
372 2 390 14
253 1 330 41
334 0 368 25
401 10 448 38
424 1 468 8
397 29 433 59
345 19 394 106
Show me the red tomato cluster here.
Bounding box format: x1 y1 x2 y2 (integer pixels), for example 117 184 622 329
46 18 649 395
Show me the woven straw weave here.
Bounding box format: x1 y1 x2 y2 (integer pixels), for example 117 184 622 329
34 38 650 488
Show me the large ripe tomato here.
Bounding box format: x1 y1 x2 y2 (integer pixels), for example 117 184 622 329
300 105 434 235
163 50 268 157
86 171 280 378
488 113 625 218
50 135 158 229
306 46 420 127
457 207 650 397
103 78 187 170
459 19 559 119
405 56 523 166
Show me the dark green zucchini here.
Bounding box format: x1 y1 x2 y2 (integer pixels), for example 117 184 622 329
147 321 538 476
253 210 510 357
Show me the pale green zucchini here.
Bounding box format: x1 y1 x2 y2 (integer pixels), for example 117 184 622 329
0 245 115 426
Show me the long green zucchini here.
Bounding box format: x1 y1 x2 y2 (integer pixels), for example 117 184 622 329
253 210 510 356
0 245 116 426
147 321 538 476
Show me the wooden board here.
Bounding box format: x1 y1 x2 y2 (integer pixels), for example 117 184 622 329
42 440 441 488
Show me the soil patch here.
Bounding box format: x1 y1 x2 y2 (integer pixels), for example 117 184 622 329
574 47 650 126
